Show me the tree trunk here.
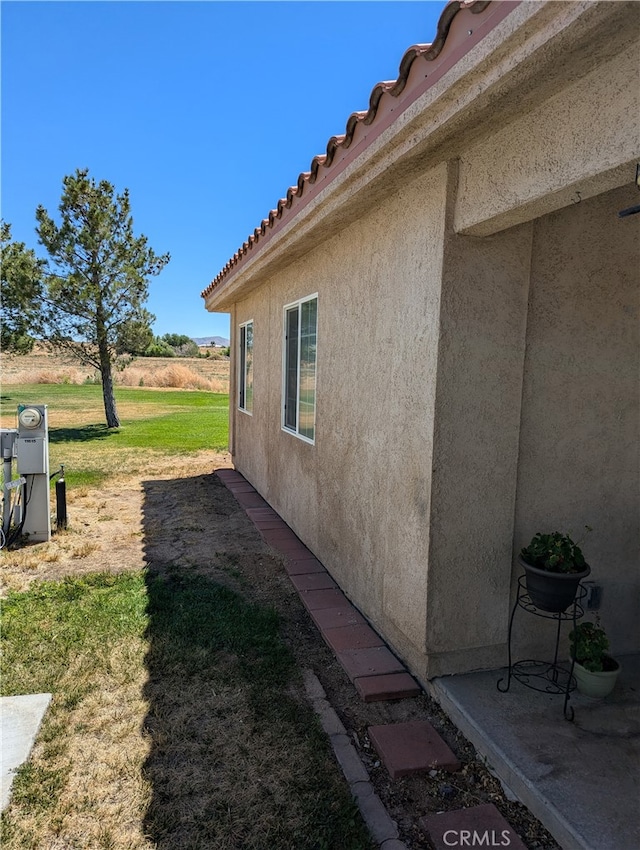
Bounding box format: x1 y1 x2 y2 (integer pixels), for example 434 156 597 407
97 320 120 428
101 363 120 428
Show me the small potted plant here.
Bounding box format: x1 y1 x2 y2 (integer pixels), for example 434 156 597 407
569 619 621 698
519 529 591 612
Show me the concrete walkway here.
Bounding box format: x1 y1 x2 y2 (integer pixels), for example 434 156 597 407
1 693 52 811
431 656 640 850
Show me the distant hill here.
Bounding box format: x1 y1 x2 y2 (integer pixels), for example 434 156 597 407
192 336 230 347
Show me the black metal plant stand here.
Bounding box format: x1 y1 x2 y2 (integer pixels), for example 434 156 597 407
497 576 586 721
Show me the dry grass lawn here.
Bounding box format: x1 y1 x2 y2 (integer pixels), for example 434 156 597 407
0 375 373 850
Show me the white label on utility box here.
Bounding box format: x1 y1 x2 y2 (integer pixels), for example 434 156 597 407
16 437 47 474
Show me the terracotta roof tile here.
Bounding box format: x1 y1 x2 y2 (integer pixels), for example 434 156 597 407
202 0 492 300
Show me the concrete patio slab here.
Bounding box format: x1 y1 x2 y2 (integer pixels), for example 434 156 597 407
430 654 640 850
1 693 52 811
368 720 461 778
420 803 527 850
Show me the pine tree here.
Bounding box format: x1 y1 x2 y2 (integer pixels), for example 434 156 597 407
36 169 170 427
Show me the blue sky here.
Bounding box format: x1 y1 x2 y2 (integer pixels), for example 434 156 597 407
2 0 447 340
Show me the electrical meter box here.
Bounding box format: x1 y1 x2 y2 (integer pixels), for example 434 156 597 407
16 405 49 475
14 404 51 542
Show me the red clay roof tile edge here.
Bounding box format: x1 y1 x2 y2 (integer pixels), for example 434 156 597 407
201 0 491 300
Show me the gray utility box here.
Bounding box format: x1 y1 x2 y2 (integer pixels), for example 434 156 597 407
15 404 51 542
16 437 47 474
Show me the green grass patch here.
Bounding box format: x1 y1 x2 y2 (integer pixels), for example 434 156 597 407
1 572 148 696
1 571 373 850
1 384 229 486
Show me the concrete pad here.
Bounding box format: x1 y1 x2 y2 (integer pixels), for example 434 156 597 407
420 804 527 850
311 606 367 630
355 672 422 703
337 646 405 681
368 720 461 778
322 624 384 652
431 654 640 850
290 572 338 592
1 693 52 811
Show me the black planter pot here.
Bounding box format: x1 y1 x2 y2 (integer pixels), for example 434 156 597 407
519 555 590 612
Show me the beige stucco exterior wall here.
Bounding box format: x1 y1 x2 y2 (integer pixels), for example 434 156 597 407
455 38 639 236
424 199 534 676
421 181 639 676
233 163 449 669
512 185 640 659
209 3 640 680
232 176 639 680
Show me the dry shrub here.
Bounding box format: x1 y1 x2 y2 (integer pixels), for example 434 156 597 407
119 367 146 387
7 368 89 385
147 364 212 390
120 363 220 391
1 350 229 393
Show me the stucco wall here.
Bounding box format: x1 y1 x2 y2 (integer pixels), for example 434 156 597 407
215 6 640 681
424 208 533 677
233 163 449 667
513 185 640 659
455 38 640 236
232 175 640 678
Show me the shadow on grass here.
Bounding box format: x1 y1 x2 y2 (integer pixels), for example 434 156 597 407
48 424 115 443
140 473 373 850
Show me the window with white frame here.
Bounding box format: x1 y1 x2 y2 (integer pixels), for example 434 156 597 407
238 320 253 413
283 295 317 442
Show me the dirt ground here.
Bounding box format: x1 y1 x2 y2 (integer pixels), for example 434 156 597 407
0 454 559 849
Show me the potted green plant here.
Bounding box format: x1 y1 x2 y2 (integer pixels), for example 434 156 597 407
519 530 591 612
569 620 621 698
